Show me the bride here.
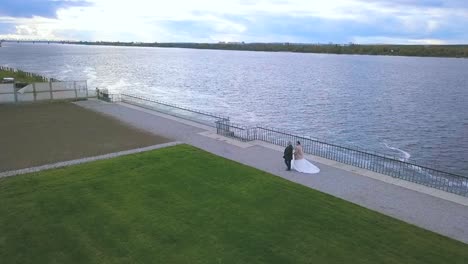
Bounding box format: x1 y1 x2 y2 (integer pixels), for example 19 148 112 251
291 141 320 174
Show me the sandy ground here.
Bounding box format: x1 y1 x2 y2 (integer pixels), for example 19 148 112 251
0 101 171 172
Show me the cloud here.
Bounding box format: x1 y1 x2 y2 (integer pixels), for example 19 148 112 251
371 0 468 9
0 0 467 44
0 0 90 18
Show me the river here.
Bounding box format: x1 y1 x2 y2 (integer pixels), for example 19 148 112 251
1 42 467 175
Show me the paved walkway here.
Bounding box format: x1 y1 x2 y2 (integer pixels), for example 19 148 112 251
0 142 182 178
76 99 468 244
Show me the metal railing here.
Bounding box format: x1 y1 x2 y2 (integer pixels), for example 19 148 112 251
97 88 121 102
215 119 257 142
105 92 468 197
120 93 229 127
217 123 468 197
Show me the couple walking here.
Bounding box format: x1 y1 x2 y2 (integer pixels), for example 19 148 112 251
283 141 320 174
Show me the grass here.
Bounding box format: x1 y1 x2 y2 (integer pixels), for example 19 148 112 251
0 144 467 263
0 102 170 172
0 69 46 83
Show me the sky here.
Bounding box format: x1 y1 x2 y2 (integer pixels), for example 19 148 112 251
0 0 467 44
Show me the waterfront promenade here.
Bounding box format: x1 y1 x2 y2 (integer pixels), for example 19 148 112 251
76 99 468 244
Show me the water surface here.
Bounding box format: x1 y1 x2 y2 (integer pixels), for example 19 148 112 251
1 42 467 175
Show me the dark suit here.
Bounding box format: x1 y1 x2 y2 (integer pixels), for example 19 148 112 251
283 145 293 170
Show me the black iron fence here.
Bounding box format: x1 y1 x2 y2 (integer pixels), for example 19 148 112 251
103 92 468 197
120 93 229 127
97 88 120 102
218 123 468 197
215 119 257 142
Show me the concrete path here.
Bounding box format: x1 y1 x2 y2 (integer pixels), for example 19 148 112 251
76 99 468 244
0 142 182 178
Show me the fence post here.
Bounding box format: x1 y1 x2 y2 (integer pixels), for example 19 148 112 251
49 81 53 100
13 84 18 103
73 81 78 99
32 82 37 101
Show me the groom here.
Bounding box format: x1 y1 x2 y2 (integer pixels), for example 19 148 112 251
283 141 293 171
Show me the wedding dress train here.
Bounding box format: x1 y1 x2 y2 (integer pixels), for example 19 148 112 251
291 158 320 174
291 144 320 174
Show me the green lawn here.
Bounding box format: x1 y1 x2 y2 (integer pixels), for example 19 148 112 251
0 69 46 83
0 145 467 264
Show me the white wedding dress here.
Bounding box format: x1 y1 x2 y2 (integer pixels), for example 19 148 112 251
291 145 320 174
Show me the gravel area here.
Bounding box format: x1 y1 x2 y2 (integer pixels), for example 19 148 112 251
0 101 171 172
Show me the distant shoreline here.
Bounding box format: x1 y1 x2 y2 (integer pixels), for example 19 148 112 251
31 41 468 58
2 40 468 58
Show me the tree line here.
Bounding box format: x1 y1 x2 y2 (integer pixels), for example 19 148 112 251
68 41 468 58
